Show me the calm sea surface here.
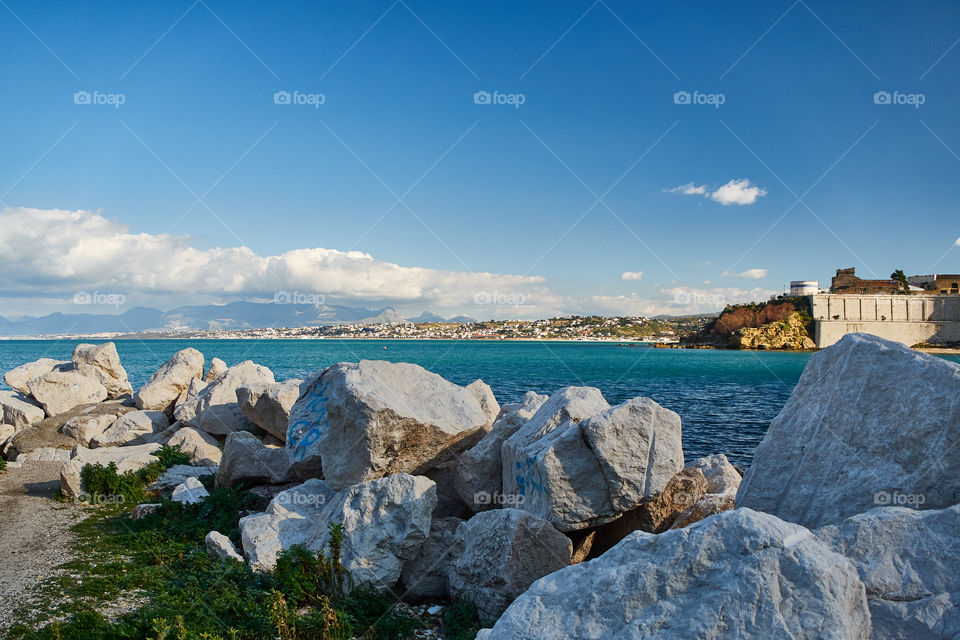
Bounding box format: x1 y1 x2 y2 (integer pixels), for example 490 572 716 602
3 339 958 467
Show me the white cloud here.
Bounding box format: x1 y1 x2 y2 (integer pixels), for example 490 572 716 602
955 237 960 246
722 268 768 279
0 208 547 310
664 182 708 196
710 179 767 205
620 271 644 281
663 286 776 312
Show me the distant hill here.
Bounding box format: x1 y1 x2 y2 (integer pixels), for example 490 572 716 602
446 315 477 324
408 311 447 324
0 302 408 336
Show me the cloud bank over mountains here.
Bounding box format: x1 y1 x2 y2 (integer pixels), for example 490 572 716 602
0 208 774 319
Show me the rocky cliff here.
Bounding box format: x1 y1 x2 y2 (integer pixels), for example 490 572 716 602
729 312 815 350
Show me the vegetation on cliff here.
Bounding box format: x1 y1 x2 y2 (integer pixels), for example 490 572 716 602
694 298 815 349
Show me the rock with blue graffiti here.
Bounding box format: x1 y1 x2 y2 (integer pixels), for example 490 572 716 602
286 360 496 491
501 388 683 532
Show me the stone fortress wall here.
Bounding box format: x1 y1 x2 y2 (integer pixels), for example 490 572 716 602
811 294 960 347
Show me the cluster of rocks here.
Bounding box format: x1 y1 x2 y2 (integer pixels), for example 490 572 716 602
2 332 957 639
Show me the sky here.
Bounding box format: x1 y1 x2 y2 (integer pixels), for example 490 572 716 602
1 0 958 320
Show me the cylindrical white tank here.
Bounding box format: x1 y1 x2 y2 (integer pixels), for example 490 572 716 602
790 281 819 295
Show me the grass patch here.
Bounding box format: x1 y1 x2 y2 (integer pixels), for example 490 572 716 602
8 478 428 639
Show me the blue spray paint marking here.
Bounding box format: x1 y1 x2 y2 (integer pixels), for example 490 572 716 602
289 379 331 462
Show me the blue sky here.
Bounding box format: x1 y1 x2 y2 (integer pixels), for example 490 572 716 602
1 0 958 319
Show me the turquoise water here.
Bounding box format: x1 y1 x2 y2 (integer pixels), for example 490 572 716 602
4 339 958 467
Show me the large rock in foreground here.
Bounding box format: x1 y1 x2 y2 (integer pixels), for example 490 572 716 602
448 508 573 623
239 479 337 571
737 333 960 529
176 361 275 435
240 474 436 586
312 473 436 587
135 348 205 413
287 360 494 490
70 342 132 399
27 371 108 417
817 505 960 640
237 379 302 441
501 388 683 531
479 508 871 640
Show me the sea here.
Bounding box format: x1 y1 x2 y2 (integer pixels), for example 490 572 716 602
3 339 958 468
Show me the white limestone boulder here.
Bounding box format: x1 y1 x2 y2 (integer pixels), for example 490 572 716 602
205 357 227 382
147 464 217 491
238 478 338 571
479 508 871 639
817 505 960 640
0 391 46 429
448 508 573 623
691 453 741 498
4 358 67 395
166 426 222 466
71 342 132 399
171 476 210 504
465 379 500 425
205 531 244 562
27 370 108 417
0 423 15 449
737 333 960 529
173 378 207 414
239 474 436 587
287 360 494 490
502 389 683 531
176 361 275 435
310 473 436 587
215 431 296 488
135 348 205 413
454 391 548 511
91 410 169 447
15 447 71 462
61 413 116 447
236 379 302 441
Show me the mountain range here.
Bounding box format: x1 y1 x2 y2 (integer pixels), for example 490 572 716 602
0 302 476 336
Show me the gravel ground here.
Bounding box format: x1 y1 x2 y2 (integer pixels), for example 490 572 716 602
0 461 86 631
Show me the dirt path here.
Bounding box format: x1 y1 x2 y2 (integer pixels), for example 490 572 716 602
0 461 86 631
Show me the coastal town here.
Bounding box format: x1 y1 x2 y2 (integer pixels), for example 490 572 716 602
132 315 709 342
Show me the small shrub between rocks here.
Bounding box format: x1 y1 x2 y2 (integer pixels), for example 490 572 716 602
444 598 487 640
79 445 192 504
